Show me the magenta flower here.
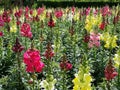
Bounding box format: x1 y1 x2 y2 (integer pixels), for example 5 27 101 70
54 10 63 18
86 7 91 16
88 32 100 48
23 49 45 73
37 7 44 15
0 15 4 27
20 22 32 38
100 6 111 17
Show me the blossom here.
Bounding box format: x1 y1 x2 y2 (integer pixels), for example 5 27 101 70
54 10 63 18
44 42 54 59
20 22 32 38
60 61 72 71
99 22 106 30
37 7 44 15
0 15 4 27
23 49 44 73
0 31 3 37
2 11 11 23
73 65 92 90
48 13 55 28
100 6 111 17
113 50 120 68
88 32 100 48
12 38 24 53
100 32 118 49
86 7 91 16
40 75 56 90
84 34 90 43
104 60 118 81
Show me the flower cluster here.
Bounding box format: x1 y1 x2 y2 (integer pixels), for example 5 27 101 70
54 9 63 19
20 22 32 38
0 15 4 27
40 75 56 90
44 42 54 60
12 38 24 53
48 13 55 28
2 11 11 23
104 60 118 81
73 65 92 90
88 32 100 48
60 54 72 71
23 49 44 73
113 50 120 68
100 32 118 49
85 15 102 32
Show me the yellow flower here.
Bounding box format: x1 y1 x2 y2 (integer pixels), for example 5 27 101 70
10 22 17 33
72 65 92 90
113 50 120 68
100 32 118 49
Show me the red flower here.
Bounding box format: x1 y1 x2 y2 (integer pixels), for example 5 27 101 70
84 34 90 43
44 42 54 59
0 31 3 37
60 61 72 71
20 22 32 38
23 49 44 73
48 13 55 28
54 10 63 18
113 16 119 25
60 55 72 71
12 38 24 53
2 11 11 23
0 15 4 27
99 22 106 30
104 60 118 81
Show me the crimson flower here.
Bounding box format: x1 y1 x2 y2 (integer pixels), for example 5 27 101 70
86 7 91 16
12 38 24 53
99 22 106 30
20 22 32 38
100 6 111 17
0 31 3 37
84 34 90 43
54 10 63 18
104 60 118 81
48 13 55 28
2 11 11 23
60 55 72 71
23 49 45 73
44 42 54 60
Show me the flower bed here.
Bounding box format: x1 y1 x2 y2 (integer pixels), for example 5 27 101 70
0 5 120 90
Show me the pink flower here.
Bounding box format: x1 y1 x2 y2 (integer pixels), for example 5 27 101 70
0 15 4 27
101 6 111 17
0 31 3 37
20 22 32 38
71 6 75 14
88 32 100 48
86 7 91 16
23 49 44 73
54 10 63 18
37 7 44 15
